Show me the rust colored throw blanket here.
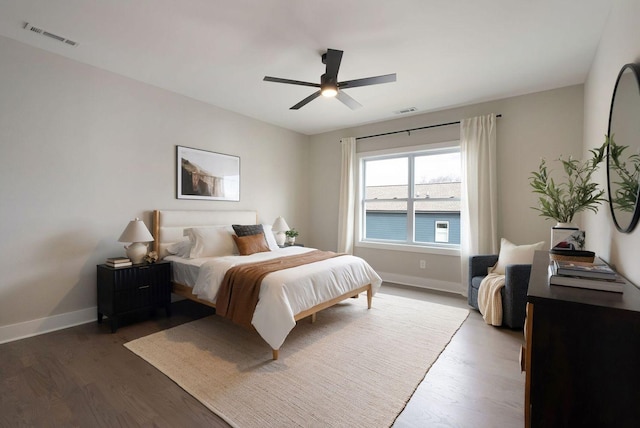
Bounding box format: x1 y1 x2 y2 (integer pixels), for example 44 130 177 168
216 250 344 329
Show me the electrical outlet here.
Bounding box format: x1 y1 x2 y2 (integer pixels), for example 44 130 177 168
419 260 426 269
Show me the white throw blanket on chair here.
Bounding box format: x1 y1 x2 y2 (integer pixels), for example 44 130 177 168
477 273 505 326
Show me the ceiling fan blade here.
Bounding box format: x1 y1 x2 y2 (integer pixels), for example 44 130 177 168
290 90 322 110
264 76 320 88
336 91 363 110
324 49 343 80
338 73 397 89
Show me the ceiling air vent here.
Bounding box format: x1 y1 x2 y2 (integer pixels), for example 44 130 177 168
23 23 79 47
394 107 418 114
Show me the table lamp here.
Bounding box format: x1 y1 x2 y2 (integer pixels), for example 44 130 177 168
272 216 290 247
118 218 154 264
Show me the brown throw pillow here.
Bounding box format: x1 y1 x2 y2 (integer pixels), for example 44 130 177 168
233 233 270 256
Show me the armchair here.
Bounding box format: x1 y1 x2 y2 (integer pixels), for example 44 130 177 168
468 255 532 329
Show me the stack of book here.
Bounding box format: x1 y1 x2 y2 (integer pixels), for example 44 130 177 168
105 257 132 268
549 259 624 293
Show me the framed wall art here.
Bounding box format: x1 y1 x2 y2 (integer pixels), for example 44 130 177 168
176 145 240 201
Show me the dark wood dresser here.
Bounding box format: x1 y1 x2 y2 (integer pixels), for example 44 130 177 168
524 251 640 427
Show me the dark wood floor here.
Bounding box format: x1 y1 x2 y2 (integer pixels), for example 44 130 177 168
385 285 524 428
0 284 524 427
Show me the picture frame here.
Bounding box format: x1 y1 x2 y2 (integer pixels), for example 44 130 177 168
176 145 240 201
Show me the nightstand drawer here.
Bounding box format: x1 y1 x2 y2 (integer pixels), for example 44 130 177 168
114 285 153 312
111 265 163 291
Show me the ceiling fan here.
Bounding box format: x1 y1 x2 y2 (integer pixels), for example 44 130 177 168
263 49 397 110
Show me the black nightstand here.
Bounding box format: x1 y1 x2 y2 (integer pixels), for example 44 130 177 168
97 261 171 332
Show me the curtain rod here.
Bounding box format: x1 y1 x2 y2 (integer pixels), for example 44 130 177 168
355 114 502 141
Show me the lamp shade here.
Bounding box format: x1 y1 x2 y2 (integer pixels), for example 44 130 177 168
272 216 290 232
118 218 154 243
118 218 154 264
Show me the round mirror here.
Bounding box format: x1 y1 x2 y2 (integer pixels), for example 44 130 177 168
607 63 640 233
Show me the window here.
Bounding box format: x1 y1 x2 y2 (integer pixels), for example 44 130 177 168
358 143 461 251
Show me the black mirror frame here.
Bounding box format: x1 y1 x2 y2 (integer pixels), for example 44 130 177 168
607 62 640 234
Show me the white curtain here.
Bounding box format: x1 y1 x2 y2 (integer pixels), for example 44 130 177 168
337 137 357 254
460 114 499 292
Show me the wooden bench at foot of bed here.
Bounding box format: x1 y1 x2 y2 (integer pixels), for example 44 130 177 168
171 282 373 360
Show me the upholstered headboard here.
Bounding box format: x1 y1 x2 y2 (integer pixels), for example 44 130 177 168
152 209 258 258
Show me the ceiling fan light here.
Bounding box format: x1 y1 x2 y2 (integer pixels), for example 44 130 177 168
321 85 338 97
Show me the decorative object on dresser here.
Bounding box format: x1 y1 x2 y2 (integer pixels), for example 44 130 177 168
523 251 640 427
553 259 617 280
548 225 595 262
118 217 154 264
97 261 171 333
271 216 290 246
176 145 240 201
548 270 624 292
529 142 607 259
548 258 624 293
550 224 582 250
548 248 595 263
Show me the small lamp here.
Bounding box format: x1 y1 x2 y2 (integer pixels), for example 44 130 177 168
321 83 338 97
320 73 338 97
272 216 290 247
118 218 154 264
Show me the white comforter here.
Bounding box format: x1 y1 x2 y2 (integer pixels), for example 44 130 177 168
188 246 382 350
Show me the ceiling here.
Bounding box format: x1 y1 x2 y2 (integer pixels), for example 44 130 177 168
0 0 612 135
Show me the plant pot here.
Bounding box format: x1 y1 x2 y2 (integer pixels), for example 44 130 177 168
551 223 583 250
286 236 295 245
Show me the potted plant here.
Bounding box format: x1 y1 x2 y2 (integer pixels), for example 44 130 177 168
529 142 607 226
529 142 607 260
284 228 299 245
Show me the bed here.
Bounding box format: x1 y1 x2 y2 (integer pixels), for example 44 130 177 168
152 209 382 359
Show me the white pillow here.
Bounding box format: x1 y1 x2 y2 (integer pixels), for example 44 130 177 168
491 238 545 275
166 239 191 258
184 226 237 258
261 224 280 251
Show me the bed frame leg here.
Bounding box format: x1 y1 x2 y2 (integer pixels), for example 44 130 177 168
311 312 317 323
272 349 279 360
367 287 372 309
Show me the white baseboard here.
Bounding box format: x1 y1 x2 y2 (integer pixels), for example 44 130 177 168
378 271 464 296
0 307 97 345
0 274 464 344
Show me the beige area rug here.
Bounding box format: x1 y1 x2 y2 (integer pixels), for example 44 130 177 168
125 294 469 428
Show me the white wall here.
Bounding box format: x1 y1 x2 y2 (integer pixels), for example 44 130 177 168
0 36 310 339
309 85 585 293
583 0 640 285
